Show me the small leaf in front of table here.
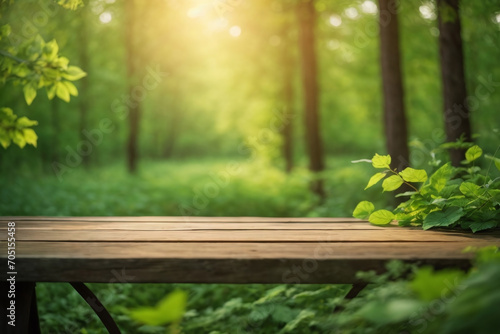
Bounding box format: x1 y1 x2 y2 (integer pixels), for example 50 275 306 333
353 201 375 219
382 175 403 192
369 210 395 225
129 290 187 326
465 145 483 162
372 154 391 169
365 172 386 190
399 167 428 183
422 207 464 230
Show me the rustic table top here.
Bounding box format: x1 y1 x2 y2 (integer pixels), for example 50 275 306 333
1 217 499 283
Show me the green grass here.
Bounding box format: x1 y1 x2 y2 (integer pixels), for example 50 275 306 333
0 156 389 217
1 156 391 333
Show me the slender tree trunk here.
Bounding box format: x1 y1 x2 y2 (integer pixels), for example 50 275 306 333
297 0 324 197
125 0 140 173
79 5 90 167
51 98 60 163
437 0 471 166
163 83 181 158
378 0 409 173
281 24 294 173
163 110 180 158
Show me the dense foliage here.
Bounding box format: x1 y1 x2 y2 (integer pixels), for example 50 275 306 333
354 144 500 232
38 244 500 334
0 0 85 148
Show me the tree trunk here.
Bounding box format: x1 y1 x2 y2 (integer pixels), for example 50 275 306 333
51 98 60 163
78 5 90 167
281 23 294 173
297 0 324 197
378 0 409 173
125 0 140 173
437 0 471 166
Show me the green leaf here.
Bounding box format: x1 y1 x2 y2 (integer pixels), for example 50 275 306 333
12 130 26 148
369 210 395 225
459 182 481 197
428 162 453 193
395 191 417 198
422 207 464 230
23 83 37 105
43 39 59 60
47 85 57 100
410 266 465 301
365 172 386 190
468 221 498 233
356 299 423 325
0 129 10 148
22 129 37 147
279 309 315 333
353 201 375 219
465 145 483 162
16 116 38 128
129 290 187 326
63 81 78 96
63 65 87 81
56 82 70 102
382 175 403 192
372 154 391 169
399 167 428 183
485 154 500 172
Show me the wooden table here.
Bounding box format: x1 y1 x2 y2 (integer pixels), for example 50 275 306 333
1 216 500 333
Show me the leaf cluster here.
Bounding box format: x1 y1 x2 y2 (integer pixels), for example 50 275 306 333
353 145 500 232
0 1 86 149
0 107 37 148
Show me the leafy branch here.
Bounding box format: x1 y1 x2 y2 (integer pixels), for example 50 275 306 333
353 145 500 232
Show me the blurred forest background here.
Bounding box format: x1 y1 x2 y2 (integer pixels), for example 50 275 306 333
2 1 500 333
1 0 500 217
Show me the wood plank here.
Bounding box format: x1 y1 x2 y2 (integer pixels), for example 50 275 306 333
0 241 489 283
11 228 500 242
2 241 492 259
0 222 390 231
0 216 365 223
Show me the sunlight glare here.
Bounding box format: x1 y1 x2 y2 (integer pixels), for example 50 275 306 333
329 15 342 27
494 12 500 25
327 40 340 50
419 4 436 20
361 1 377 14
229 26 241 37
187 7 204 18
345 7 359 19
99 11 112 24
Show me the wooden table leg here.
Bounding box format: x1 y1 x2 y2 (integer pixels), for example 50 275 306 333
333 283 368 313
1 282 40 334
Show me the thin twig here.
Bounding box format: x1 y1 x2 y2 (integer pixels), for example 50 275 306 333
0 49 27 63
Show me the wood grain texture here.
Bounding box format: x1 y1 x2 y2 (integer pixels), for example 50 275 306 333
1 217 499 283
11 228 500 242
